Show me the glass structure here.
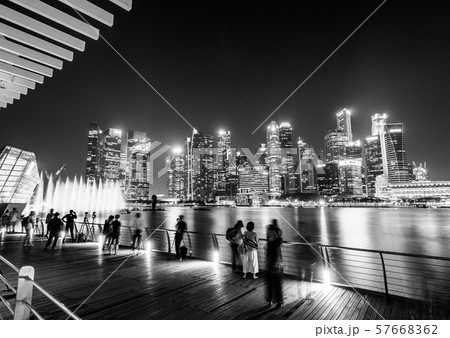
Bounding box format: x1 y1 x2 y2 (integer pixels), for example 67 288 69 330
0 145 40 207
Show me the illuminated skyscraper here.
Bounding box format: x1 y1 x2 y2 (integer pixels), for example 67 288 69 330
86 123 104 185
298 137 319 193
380 123 411 184
266 121 281 198
339 141 363 196
364 135 383 197
371 113 387 136
324 129 348 162
103 128 122 182
336 108 353 142
185 129 214 202
125 132 151 203
279 122 296 194
167 148 186 200
216 130 231 197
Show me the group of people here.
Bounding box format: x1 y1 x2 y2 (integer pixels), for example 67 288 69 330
101 214 122 254
226 219 285 308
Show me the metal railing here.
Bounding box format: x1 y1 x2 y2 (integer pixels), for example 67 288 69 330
0 255 80 320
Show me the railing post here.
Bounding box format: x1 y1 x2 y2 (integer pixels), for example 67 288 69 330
14 266 35 320
166 230 171 258
379 252 389 295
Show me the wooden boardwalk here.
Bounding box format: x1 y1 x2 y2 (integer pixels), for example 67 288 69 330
1 233 449 320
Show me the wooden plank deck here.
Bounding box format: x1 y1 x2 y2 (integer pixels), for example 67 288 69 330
1 233 450 320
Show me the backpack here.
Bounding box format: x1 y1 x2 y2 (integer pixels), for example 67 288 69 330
225 227 236 242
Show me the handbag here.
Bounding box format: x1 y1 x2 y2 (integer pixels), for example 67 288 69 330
238 242 248 255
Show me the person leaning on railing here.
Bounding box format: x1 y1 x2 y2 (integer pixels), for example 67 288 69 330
174 215 187 261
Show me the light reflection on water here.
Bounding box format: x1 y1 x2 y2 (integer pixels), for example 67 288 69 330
99 206 450 258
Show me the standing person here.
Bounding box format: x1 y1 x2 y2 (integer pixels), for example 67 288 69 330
242 222 259 279
44 208 54 238
62 210 77 242
132 213 145 255
44 212 64 250
102 215 114 250
9 207 19 233
22 211 36 247
225 220 244 272
107 214 121 255
1 210 10 235
266 219 284 308
151 194 157 212
174 215 187 261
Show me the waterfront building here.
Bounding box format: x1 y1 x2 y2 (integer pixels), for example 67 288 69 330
317 162 340 196
380 122 411 184
266 121 282 198
167 148 186 200
216 130 231 198
338 159 363 196
86 123 104 185
0 145 40 215
237 165 269 206
324 129 348 163
185 129 214 202
387 181 450 200
279 122 297 194
126 136 151 203
297 137 319 193
364 135 384 197
412 162 429 181
336 108 353 142
85 123 123 186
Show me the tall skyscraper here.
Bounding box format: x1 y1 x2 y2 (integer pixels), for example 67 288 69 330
364 135 383 197
125 130 149 202
167 148 186 200
371 113 387 136
279 122 296 194
324 129 348 162
86 123 104 185
336 108 353 142
216 130 231 197
266 121 282 198
185 129 214 202
298 137 319 193
380 123 411 184
103 128 122 182
338 141 363 196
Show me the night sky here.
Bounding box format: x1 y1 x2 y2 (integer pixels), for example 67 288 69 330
1 0 449 194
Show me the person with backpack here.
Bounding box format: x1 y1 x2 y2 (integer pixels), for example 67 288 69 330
226 220 244 272
44 212 64 250
242 222 259 279
174 215 187 261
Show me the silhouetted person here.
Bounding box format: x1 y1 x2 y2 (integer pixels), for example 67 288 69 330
132 212 145 254
45 212 64 250
226 220 244 271
266 219 284 308
44 208 54 237
151 194 157 212
107 214 121 255
22 211 36 246
1 210 10 236
62 210 77 241
9 207 19 233
174 215 187 261
242 222 259 279
102 215 114 250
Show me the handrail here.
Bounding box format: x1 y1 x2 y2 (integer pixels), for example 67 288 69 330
24 277 81 320
0 254 81 320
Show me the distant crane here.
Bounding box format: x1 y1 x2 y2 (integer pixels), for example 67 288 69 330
55 163 67 177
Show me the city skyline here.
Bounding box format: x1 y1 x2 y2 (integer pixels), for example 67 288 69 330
1 1 450 194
